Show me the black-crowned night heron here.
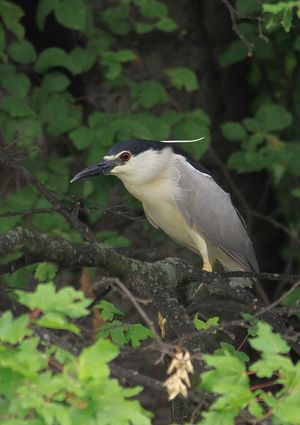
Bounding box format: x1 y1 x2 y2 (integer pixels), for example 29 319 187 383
71 138 258 286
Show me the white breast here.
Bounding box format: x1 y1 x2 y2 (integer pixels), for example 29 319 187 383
122 169 197 252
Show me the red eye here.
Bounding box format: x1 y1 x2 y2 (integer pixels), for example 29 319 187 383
120 151 131 162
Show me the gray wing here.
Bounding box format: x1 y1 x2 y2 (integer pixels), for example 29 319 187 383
174 158 258 272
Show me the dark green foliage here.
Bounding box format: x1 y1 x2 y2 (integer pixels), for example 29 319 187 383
0 0 207 251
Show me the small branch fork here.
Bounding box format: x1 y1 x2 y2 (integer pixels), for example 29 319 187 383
221 0 268 56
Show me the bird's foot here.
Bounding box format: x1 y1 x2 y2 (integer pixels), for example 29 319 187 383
202 261 212 272
158 311 166 339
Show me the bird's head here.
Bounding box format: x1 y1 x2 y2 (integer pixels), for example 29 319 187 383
71 138 206 185
71 139 176 185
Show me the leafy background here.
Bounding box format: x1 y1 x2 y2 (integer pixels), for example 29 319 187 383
1 0 300 424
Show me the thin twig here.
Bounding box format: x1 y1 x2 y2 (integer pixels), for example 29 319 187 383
0 147 95 242
221 0 254 56
251 210 300 246
106 277 160 339
254 278 300 318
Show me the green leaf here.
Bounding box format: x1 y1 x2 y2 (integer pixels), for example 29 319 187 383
135 112 171 140
249 322 290 354
219 40 248 67
172 113 210 158
273 390 300 424
282 8 292 32
36 312 79 334
0 1 24 40
263 3 291 15
109 322 129 345
222 122 247 141
8 40 36 64
36 0 55 31
78 338 119 380
165 67 199 92
113 116 152 140
291 188 300 198
236 0 261 15
103 60 122 79
214 342 250 363
139 1 168 18
242 118 262 133
69 47 97 74
39 93 82 136
98 230 131 248
131 80 168 109
282 286 300 306
202 350 249 393
1 73 30 98
256 104 292 132
69 127 95 150
0 312 32 343
102 5 129 35
126 324 153 348
16 283 90 319
135 22 154 34
194 316 219 331
102 49 136 63
0 337 47 378
54 0 87 31
0 96 34 118
34 48 71 73
200 410 236 425
42 72 71 92
251 353 293 378
19 118 43 147
101 50 136 80
96 300 124 321
155 17 177 32
34 263 58 282
248 398 264 419
228 150 268 173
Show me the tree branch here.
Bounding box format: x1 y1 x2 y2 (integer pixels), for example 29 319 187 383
1 227 299 356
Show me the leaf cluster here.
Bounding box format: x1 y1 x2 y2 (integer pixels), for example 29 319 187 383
0 263 152 424
196 321 300 425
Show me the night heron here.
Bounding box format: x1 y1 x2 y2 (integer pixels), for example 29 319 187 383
71 138 258 286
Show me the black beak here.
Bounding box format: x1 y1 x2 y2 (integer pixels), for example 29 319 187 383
70 159 115 183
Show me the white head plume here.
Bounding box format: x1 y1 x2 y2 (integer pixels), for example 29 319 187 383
160 137 205 144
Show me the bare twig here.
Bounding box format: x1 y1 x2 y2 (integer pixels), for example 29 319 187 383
221 0 254 56
251 210 300 246
254 278 300 318
100 277 160 339
221 0 268 55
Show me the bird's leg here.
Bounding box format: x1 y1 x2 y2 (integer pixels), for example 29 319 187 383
157 311 166 339
202 259 213 273
190 230 213 272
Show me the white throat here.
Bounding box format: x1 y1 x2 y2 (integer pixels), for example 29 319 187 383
110 147 174 186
